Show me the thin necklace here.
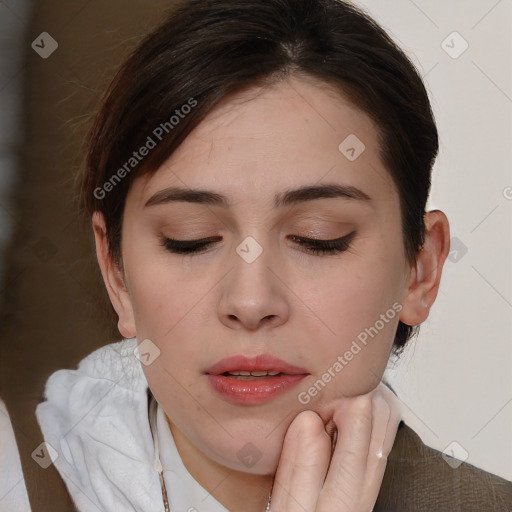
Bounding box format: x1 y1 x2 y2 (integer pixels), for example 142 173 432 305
148 391 273 512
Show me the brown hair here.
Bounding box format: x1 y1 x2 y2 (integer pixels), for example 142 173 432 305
79 0 438 352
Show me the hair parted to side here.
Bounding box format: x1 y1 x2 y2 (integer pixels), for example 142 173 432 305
78 0 438 353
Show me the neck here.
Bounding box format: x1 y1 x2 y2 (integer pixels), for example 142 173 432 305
167 416 273 512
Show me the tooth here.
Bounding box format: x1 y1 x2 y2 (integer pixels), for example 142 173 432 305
225 370 282 377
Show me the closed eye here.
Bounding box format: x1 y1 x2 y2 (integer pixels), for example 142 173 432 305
161 231 356 256
288 231 356 255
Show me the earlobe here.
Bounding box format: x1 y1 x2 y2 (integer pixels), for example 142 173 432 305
92 212 136 339
399 210 450 327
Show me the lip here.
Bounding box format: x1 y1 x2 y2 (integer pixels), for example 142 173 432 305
205 354 309 375
205 354 309 405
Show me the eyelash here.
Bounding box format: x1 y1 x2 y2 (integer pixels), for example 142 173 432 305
161 231 356 256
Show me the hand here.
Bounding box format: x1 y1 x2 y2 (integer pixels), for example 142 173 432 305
270 383 401 512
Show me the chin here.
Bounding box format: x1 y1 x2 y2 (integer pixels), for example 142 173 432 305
200 429 284 475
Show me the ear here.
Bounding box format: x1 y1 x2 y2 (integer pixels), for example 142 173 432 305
92 212 136 339
399 210 450 326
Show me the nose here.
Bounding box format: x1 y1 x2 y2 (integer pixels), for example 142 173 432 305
217 242 290 331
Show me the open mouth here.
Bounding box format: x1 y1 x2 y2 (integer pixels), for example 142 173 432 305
221 370 284 380
205 354 309 404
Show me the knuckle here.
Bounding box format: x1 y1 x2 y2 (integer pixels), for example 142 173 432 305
372 393 391 423
353 395 373 420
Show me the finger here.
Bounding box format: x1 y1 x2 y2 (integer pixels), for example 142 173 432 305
361 384 402 510
318 395 373 511
380 384 402 456
360 390 391 509
271 410 331 512
366 386 391 480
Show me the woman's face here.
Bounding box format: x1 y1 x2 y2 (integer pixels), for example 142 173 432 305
119 76 412 474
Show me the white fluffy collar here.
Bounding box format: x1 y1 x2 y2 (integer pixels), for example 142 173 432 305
36 338 228 512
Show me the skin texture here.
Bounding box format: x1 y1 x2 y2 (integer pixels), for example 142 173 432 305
93 75 450 511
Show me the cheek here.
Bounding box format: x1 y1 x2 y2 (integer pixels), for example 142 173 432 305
123 254 213 401
126 249 205 338
300 253 404 398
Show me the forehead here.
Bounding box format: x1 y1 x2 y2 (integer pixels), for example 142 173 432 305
131 76 396 210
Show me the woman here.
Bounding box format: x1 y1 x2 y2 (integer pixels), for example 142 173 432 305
6 0 512 510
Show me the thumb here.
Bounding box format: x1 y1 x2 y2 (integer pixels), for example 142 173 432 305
271 410 331 512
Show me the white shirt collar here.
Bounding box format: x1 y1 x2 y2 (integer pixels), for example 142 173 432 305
156 403 229 512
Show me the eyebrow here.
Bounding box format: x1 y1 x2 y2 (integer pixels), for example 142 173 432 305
144 182 371 209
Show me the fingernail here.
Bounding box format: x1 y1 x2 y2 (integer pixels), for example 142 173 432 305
325 418 336 437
